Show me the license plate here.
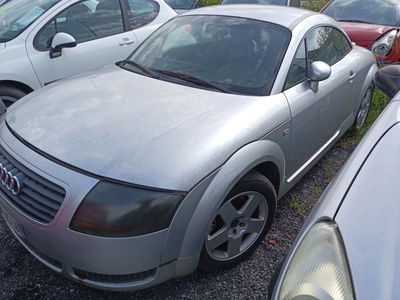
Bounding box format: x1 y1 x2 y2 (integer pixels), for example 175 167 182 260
1 209 26 240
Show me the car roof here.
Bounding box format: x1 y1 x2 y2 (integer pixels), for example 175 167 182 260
182 5 318 29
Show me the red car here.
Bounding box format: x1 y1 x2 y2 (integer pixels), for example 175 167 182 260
322 0 400 65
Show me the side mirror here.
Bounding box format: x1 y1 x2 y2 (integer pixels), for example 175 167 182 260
50 32 77 59
308 61 331 92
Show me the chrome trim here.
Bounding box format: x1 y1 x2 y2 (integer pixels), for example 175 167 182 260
287 130 340 183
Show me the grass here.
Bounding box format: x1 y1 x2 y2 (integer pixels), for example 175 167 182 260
288 193 306 214
339 89 390 148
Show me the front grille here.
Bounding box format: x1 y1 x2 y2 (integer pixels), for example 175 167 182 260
0 145 66 223
74 268 156 284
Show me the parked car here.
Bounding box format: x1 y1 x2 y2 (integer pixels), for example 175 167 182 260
0 5 376 291
322 0 400 65
270 66 400 300
220 0 300 6
0 0 176 106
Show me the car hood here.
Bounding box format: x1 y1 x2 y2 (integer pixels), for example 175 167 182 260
340 22 397 48
5 65 289 191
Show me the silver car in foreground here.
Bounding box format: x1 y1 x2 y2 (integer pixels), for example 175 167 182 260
271 68 400 300
0 6 376 291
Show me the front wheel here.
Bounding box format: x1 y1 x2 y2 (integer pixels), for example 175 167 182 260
0 85 27 107
355 85 373 130
199 170 277 272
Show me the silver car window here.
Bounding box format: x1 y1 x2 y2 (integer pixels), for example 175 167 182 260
284 39 306 90
306 26 351 67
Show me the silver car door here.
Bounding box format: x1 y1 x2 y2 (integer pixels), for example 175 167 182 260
26 0 138 86
283 39 323 178
306 27 356 143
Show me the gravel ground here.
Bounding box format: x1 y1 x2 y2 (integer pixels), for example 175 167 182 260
0 138 358 300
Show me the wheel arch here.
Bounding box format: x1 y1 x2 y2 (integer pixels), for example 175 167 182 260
171 140 286 262
0 80 34 94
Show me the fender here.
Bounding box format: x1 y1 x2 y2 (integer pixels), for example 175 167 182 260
164 139 285 263
353 62 378 117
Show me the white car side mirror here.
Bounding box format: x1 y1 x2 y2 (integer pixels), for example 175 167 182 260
50 32 77 59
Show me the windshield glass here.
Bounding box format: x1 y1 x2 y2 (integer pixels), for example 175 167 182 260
221 0 286 5
127 15 291 96
0 0 60 43
323 0 400 27
165 0 197 10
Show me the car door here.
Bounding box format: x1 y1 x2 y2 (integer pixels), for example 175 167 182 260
284 26 354 179
283 39 322 178
26 0 138 86
306 26 355 143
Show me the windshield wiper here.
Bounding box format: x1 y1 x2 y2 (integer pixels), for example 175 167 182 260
154 69 231 93
337 19 374 24
120 60 159 79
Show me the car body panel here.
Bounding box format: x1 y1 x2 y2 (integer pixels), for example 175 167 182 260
336 123 400 300
5 64 291 191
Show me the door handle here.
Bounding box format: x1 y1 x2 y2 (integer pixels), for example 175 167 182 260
349 71 356 82
119 39 135 46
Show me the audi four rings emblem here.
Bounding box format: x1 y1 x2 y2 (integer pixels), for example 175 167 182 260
0 163 21 195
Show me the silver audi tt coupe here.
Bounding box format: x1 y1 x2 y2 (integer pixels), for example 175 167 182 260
0 5 377 291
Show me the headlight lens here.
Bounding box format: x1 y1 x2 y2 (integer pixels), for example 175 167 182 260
70 181 185 237
277 221 354 300
371 29 397 57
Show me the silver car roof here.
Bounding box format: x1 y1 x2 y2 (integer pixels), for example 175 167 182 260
182 5 319 29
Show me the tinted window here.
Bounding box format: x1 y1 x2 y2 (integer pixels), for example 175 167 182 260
125 0 159 29
306 26 351 66
0 0 60 43
128 15 291 96
323 0 400 27
284 40 306 90
290 0 300 7
221 0 287 5
164 0 197 10
35 0 123 49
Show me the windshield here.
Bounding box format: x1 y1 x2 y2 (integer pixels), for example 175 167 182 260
165 0 197 10
127 15 291 96
323 0 400 27
221 0 287 5
0 0 60 43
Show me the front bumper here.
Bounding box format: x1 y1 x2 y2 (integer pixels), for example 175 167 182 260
0 123 198 291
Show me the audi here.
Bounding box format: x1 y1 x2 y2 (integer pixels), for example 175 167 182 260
0 5 377 291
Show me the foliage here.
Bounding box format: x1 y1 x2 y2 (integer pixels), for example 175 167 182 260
301 0 330 11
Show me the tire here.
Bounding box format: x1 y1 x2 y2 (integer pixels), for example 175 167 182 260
355 85 373 130
0 85 27 107
199 170 277 272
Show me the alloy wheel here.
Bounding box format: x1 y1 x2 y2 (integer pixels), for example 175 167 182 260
356 88 372 130
205 191 268 261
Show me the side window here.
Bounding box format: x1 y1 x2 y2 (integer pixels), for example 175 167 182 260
284 39 307 90
125 0 160 29
34 0 124 50
290 0 301 7
306 26 351 67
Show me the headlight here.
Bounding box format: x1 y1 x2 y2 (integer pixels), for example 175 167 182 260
277 221 354 300
371 29 398 57
70 181 185 237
